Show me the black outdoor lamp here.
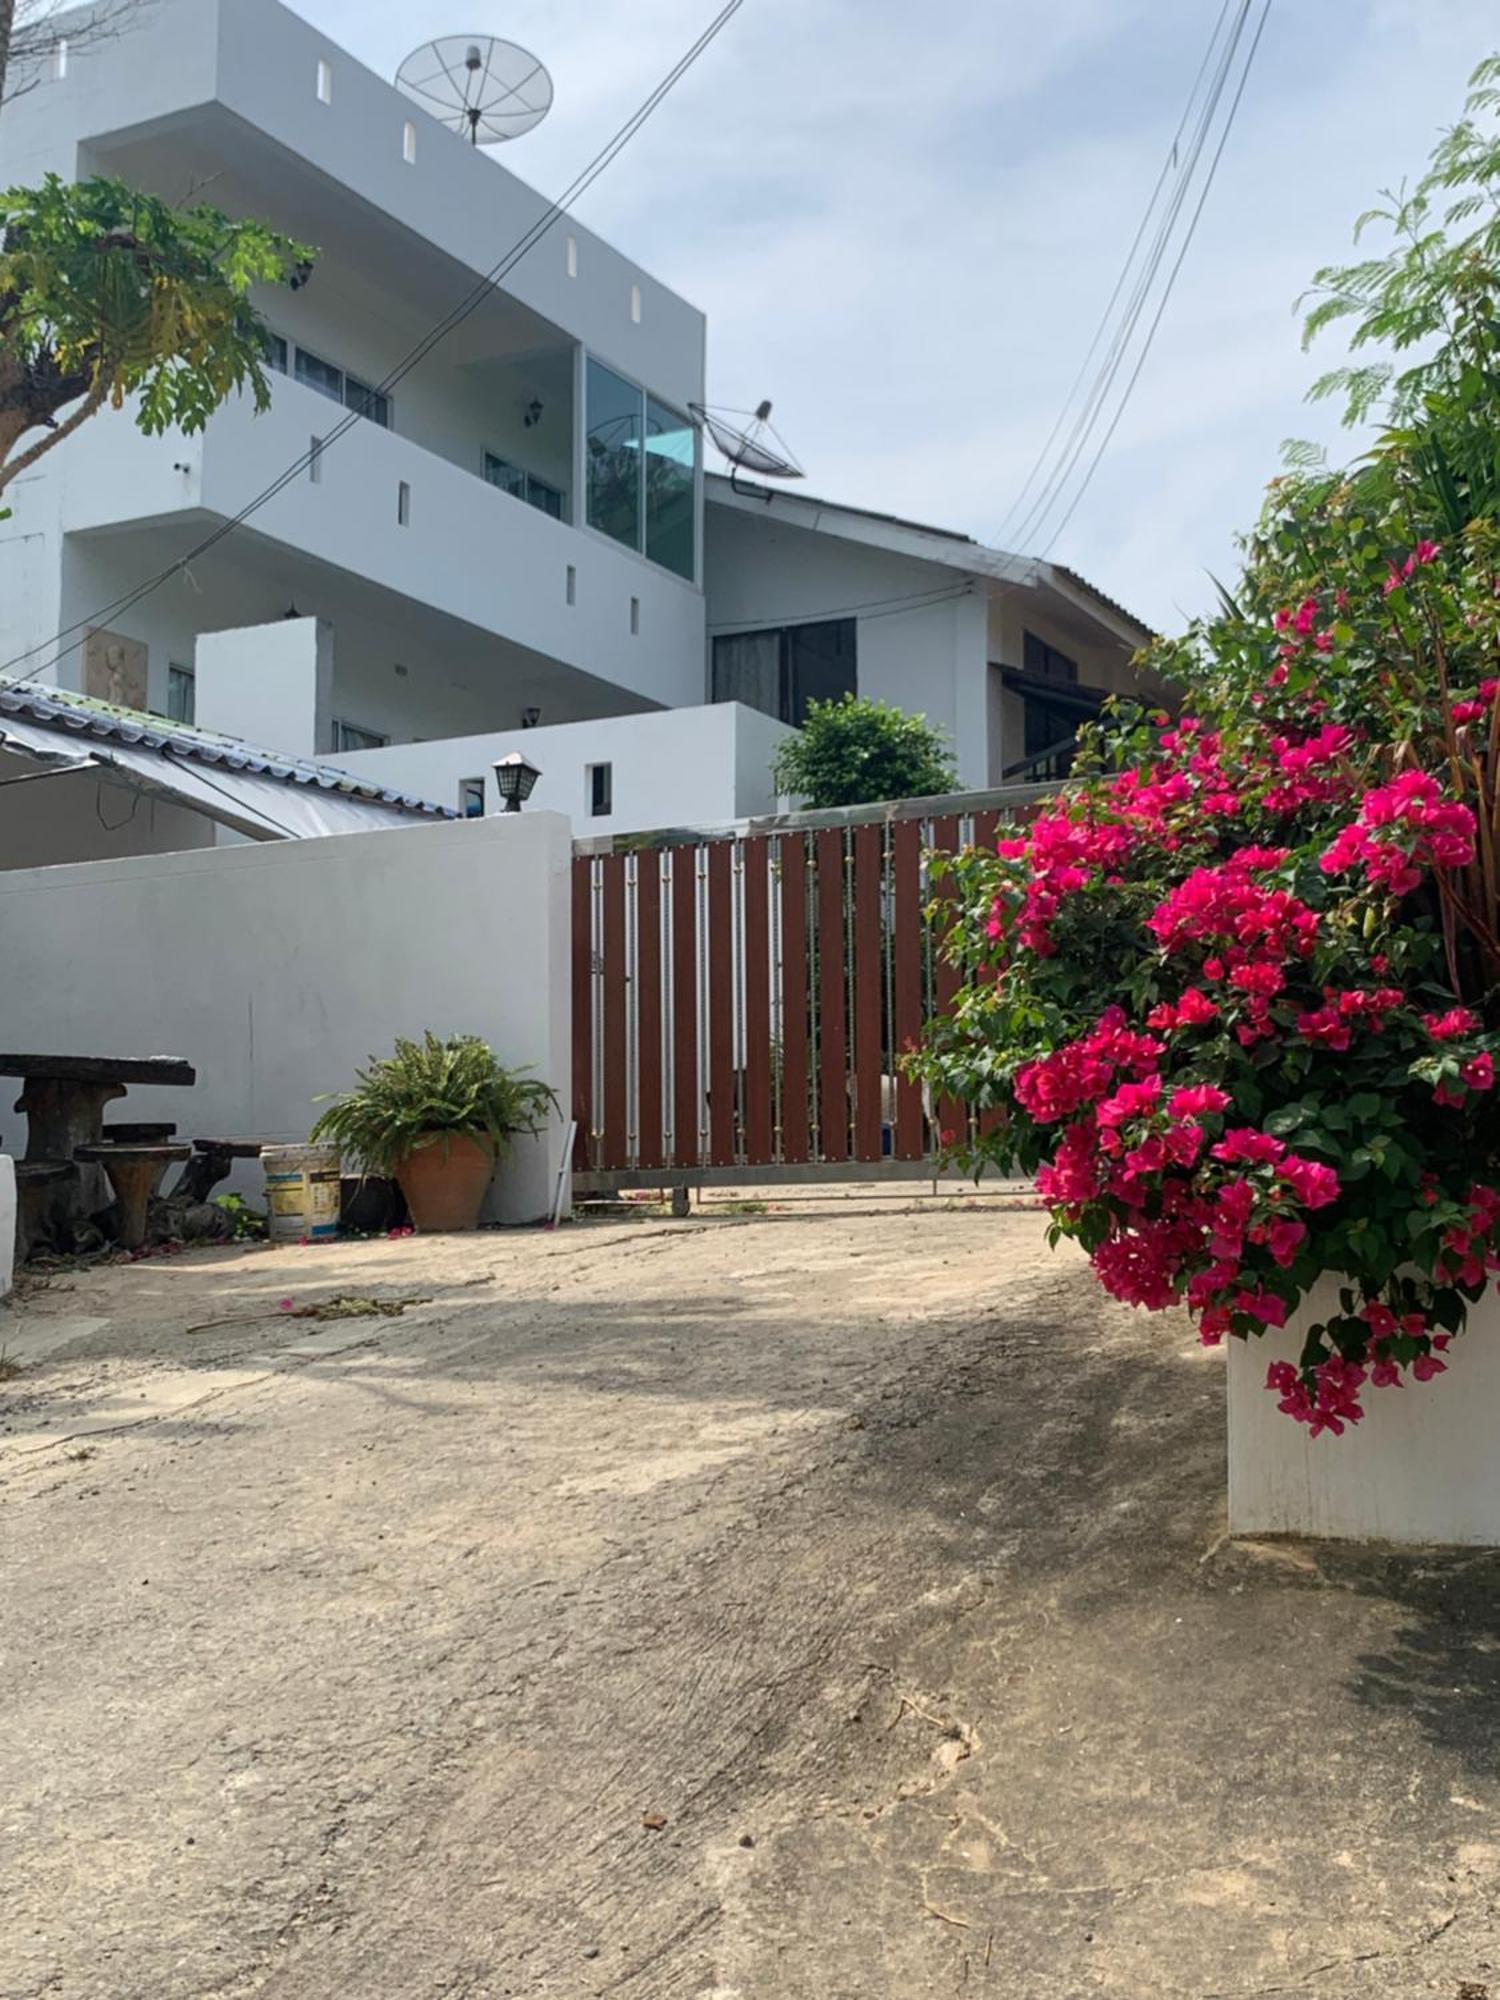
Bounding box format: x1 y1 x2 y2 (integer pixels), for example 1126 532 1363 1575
493 751 542 812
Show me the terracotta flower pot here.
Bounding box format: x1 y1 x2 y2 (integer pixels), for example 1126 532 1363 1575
394 1132 496 1233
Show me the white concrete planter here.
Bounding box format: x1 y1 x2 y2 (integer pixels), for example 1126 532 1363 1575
0 1154 14 1299
1228 1277 1500 1546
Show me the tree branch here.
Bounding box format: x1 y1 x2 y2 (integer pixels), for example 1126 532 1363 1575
0 374 108 493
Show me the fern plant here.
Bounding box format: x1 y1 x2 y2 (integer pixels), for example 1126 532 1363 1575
310 1033 557 1177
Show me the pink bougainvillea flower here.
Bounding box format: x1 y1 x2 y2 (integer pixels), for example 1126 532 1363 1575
1463 1052 1495 1092
1424 1007 1480 1040
1169 1083 1231 1118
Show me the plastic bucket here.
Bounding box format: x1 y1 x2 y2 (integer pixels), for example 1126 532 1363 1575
262 1144 341 1244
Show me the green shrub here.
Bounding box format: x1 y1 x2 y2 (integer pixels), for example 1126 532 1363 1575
311 1033 557 1178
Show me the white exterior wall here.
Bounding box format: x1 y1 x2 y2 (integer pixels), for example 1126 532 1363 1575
338 703 795 835
704 503 992 789
1228 1280 1500 1545
196 618 331 761
0 815 573 1225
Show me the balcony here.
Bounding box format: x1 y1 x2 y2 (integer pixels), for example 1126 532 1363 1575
57 370 707 716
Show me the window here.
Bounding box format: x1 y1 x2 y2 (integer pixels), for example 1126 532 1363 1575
331 719 389 754
1023 630 1078 683
566 235 579 279
52 37 68 79
711 618 857 727
585 360 697 579
166 663 195 726
316 58 333 103
565 564 577 606
586 359 642 552
397 480 411 526
403 120 417 164
290 344 390 427
630 283 642 325
644 399 695 580
587 763 613 818
482 451 565 520
459 777 486 818
266 334 289 374
629 596 640 637
309 435 323 484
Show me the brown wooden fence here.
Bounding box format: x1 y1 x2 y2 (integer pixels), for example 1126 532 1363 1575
570 792 1039 1189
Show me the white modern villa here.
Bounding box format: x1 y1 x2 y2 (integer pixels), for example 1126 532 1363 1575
0 0 1163 859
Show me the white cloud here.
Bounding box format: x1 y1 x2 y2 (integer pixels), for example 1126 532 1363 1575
292 0 1499 628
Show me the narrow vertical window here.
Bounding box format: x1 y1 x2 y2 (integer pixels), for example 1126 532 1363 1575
52 37 69 78
630 596 641 637
309 436 323 484
459 778 486 818
397 480 411 526
402 120 417 164
630 283 643 325
565 564 577 606
566 235 579 279
316 58 333 104
587 763 613 818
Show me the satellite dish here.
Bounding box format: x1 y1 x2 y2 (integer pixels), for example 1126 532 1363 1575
690 400 805 491
397 35 554 145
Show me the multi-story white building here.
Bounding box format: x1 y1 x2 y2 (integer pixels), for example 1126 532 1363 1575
0 0 1163 852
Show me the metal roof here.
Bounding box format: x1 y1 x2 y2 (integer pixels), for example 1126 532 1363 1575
0 679 454 821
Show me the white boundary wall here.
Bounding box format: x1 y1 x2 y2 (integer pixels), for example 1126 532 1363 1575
0 815 573 1226
1228 1279 1500 1545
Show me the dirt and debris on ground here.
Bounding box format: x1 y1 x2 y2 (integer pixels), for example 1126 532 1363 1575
2 1190 1498 1999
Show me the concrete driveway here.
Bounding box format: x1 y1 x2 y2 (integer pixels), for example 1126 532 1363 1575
2 1195 1499 1998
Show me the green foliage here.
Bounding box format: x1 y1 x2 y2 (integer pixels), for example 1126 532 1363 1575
212 1191 267 1241
310 1033 558 1179
771 694 956 810
0 173 312 493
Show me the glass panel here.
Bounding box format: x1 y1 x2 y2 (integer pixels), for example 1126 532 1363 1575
786 619 857 725
344 375 390 427
266 334 288 374
459 778 486 818
526 475 566 520
588 763 613 817
712 631 783 721
586 359 642 551
483 451 527 499
294 347 344 405
645 398 695 580
332 719 389 754
1023 630 1078 683
166 665 195 726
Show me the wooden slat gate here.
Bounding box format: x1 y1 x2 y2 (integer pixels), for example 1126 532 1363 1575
571 797 1022 1191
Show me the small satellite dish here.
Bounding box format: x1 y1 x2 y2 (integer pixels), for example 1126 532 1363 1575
397 35 554 146
690 401 805 491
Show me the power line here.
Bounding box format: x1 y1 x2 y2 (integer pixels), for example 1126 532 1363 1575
1005 1 1255 554
709 581 975 633
0 0 746 689
992 0 1238 546
1039 0 1271 555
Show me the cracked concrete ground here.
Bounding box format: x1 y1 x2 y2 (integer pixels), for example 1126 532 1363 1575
2 1192 1499 1999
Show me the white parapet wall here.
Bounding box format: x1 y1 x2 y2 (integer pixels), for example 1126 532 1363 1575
1228 1280 1500 1546
0 1155 14 1299
336 701 796 834
0 814 573 1226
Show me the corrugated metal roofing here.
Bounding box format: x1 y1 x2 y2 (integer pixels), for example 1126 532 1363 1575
0 679 454 820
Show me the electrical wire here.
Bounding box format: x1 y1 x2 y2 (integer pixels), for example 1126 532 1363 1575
709 580 975 633
1039 0 1271 555
0 0 747 689
1004 0 1256 554
991 0 1237 546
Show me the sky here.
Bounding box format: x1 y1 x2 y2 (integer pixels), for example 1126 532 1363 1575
292 0 1499 633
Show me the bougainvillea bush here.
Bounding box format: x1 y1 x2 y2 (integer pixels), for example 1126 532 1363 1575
919 57 1500 1437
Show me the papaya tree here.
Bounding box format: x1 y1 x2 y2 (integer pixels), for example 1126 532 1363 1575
0 173 312 500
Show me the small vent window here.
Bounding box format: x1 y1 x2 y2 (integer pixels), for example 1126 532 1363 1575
587 763 613 818
316 58 333 103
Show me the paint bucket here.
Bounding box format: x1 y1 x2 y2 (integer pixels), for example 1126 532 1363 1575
262 1144 341 1244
